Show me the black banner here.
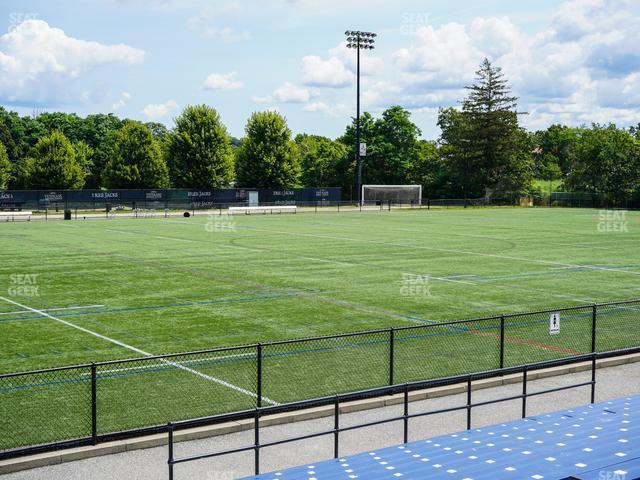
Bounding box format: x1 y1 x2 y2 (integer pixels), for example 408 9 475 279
0 188 342 210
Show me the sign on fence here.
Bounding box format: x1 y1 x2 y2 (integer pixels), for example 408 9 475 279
549 313 560 335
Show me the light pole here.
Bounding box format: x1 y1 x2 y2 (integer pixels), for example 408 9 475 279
345 30 376 205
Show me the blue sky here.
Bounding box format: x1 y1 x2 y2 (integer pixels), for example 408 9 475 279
0 0 639 139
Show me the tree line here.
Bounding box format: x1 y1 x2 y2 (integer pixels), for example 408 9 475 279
1 59 639 201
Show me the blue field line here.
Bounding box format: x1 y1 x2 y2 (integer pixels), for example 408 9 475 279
6 306 638 393
0 309 622 392
0 293 300 324
461 264 640 282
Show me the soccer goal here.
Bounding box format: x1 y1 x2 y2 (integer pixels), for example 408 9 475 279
361 185 422 206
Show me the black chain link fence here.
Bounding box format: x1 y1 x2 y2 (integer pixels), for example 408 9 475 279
1 299 639 458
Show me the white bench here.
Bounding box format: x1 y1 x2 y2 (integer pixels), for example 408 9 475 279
1 211 32 221
228 206 297 215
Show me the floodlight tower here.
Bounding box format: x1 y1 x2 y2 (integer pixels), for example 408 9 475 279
345 30 376 205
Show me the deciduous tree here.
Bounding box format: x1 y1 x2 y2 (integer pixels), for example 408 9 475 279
236 111 300 188
102 122 169 188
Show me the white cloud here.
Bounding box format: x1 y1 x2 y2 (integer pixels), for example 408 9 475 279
0 20 144 102
203 72 243 90
302 101 330 112
393 22 481 87
301 42 383 89
187 5 251 42
141 99 178 120
251 95 272 104
112 91 131 110
389 0 640 128
302 101 351 117
302 55 354 88
329 42 384 76
272 82 312 103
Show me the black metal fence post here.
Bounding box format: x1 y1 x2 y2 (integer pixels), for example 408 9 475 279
591 355 596 404
389 328 395 386
522 366 528 418
403 384 409 444
591 305 597 353
500 316 505 369
168 422 174 480
333 395 339 459
466 375 472 430
254 408 260 475
257 344 263 408
91 363 97 445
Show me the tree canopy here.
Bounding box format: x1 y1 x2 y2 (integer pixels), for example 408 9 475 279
102 121 169 189
0 65 637 204
296 134 347 187
236 111 301 188
24 131 86 189
0 143 10 190
167 105 234 189
438 58 533 199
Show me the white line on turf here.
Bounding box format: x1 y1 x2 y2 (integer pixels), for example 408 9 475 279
154 235 195 243
0 296 278 406
428 276 477 285
105 229 136 235
237 225 640 277
0 304 105 316
79 351 254 376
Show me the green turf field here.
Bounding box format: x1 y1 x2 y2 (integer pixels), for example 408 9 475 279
2 207 640 451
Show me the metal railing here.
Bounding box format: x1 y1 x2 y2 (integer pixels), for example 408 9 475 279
1 299 640 459
167 348 636 479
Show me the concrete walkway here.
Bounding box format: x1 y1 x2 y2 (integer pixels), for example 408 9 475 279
3 362 640 480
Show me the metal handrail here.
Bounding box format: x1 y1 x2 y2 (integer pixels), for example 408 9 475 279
167 351 615 479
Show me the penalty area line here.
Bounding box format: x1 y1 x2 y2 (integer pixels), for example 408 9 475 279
0 304 105 316
0 296 278 406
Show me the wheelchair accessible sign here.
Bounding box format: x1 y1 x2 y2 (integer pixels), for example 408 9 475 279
549 313 560 335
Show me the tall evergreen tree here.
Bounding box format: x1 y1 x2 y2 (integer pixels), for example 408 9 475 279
464 59 531 194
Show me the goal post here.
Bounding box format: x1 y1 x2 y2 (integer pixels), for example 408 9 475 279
361 185 423 206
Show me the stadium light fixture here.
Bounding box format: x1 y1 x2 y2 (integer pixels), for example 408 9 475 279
345 30 377 205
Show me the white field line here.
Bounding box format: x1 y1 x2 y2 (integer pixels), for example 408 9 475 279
154 235 195 243
0 304 105 316
0 296 278 405
237 225 640 277
107 224 358 264
428 276 477 285
105 229 136 235
148 219 593 303
79 351 254 376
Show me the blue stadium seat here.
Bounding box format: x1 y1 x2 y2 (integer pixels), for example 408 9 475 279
246 395 639 480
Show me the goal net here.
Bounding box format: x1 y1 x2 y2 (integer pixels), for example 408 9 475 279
361 185 422 206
